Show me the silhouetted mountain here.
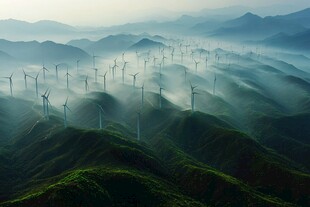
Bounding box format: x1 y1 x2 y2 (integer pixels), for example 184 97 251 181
209 12 306 41
66 38 95 50
128 38 165 51
0 19 78 41
85 34 139 55
0 39 90 63
263 29 310 51
274 8 310 28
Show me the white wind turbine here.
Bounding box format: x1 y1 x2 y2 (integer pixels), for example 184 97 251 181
97 104 105 129
64 67 72 89
84 75 89 92
213 73 217 95
144 58 149 73
193 59 200 73
41 88 52 120
140 83 145 108
129 72 139 88
121 61 128 84
63 97 71 128
159 85 164 109
3 73 13 96
99 71 108 91
30 71 40 98
190 82 197 112
41 65 49 83
22 69 30 89
53 63 62 82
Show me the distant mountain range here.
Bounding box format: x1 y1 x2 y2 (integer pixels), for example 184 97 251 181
0 39 90 64
206 12 306 41
67 34 167 55
0 7 310 52
262 29 310 51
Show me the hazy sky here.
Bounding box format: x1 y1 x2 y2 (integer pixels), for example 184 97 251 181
0 0 309 26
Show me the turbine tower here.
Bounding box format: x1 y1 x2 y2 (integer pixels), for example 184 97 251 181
22 69 29 89
141 83 145 108
92 53 99 68
153 56 158 67
64 67 72 89
97 104 105 129
129 73 139 88
41 65 49 82
99 71 108 91
54 63 62 82
63 97 71 128
121 61 128 84
194 59 200 73
213 74 217 95
84 75 89 92
30 72 40 98
159 85 164 109
190 82 197 112
144 58 149 73
92 67 98 83
41 88 52 119
4 73 13 96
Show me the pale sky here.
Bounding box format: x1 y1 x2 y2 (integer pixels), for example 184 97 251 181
0 0 309 26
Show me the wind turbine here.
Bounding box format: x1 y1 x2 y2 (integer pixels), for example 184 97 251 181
184 68 187 82
171 48 175 63
190 50 195 61
162 55 167 68
92 53 99 68
41 89 48 118
122 52 125 62
63 97 71 128
3 73 13 96
193 59 200 73
159 85 164 109
213 73 217 95
41 65 49 82
185 44 190 54
99 71 108 91
205 56 208 70
158 62 162 73
30 72 40 98
22 69 29 89
97 104 105 129
191 91 199 112
144 58 149 73
121 62 128 84
141 83 145 108
64 67 72 89
153 56 158 67
129 72 139 88
53 63 62 82
41 88 52 119
84 75 89 92
190 82 198 112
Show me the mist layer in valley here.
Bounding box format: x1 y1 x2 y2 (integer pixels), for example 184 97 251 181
0 5 310 207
